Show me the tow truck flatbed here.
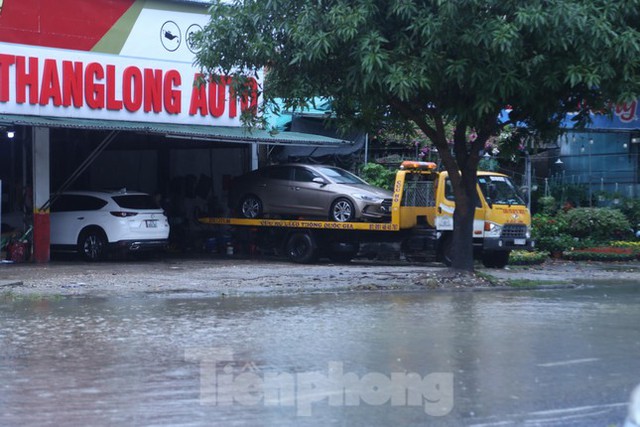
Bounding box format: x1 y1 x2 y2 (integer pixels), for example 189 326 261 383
198 161 533 266
199 217 400 231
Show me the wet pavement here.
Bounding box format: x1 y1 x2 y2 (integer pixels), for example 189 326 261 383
1 279 639 426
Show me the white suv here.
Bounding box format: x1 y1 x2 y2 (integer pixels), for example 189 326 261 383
50 190 170 261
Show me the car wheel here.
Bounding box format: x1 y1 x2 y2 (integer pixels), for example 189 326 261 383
482 250 510 268
285 232 318 263
330 198 355 222
239 195 263 219
78 228 108 261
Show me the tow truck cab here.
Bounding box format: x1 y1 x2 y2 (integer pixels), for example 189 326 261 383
395 161 534 268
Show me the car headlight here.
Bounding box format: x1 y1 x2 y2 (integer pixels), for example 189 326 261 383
352 194 383 203
483 222 502 234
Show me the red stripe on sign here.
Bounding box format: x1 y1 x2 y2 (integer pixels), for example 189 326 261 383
0 0 135 51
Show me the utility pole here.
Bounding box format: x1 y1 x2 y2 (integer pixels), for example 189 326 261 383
523 150 532 210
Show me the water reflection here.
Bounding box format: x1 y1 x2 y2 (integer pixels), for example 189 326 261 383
1 284 639 426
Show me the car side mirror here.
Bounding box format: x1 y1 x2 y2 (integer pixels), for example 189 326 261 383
312 177 328 186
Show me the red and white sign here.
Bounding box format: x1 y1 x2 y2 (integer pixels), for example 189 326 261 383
0 42 260 126
615 101 638 123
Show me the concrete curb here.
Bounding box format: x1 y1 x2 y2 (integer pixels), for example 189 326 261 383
0 280 23 287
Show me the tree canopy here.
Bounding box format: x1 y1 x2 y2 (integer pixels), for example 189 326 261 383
194 0 640 271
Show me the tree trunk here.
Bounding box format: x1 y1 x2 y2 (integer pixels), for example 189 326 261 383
450 169 478 271
405 107 493 273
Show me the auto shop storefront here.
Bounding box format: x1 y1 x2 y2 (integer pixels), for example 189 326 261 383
0 1 348 262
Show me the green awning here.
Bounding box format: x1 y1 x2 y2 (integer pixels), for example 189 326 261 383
0 114 351 147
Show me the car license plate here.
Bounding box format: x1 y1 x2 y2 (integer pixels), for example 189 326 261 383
145 220 158 228
514 239 525 245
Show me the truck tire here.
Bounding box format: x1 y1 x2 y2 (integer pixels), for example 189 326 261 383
330 198 355 222
482 250 510 268
285 232 318 263
239 194 263 219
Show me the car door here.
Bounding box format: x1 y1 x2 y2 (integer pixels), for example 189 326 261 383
288 166 333 217
440 178 485 234
50 195 106 245
50 195 74 245
260 166 294 213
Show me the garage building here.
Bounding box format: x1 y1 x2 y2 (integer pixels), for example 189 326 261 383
0 0 349 262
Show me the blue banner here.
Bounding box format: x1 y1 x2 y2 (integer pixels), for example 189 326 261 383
564 102 640 130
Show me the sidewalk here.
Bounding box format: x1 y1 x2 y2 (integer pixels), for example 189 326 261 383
1 255 639 297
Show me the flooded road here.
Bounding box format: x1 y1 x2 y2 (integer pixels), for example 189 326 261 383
1 284 639 426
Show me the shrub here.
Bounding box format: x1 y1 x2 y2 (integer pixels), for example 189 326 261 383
531 214 567 239
508 250 548 265
610 241 640 251
610 241 640 259
570 236 600 250
537 196 557 215
562 246 637 261
617 198 640 228
359 163 396 191
535 233 575 254
563 207 632 242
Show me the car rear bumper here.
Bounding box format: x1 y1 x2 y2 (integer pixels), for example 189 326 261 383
114 239 169 252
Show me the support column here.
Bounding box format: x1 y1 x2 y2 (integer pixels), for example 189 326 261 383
251 142 259 170
32 127 50 263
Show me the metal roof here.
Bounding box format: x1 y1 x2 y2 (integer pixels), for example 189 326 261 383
0 114 351 147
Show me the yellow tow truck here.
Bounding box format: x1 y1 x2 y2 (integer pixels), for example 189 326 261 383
199 161 534 267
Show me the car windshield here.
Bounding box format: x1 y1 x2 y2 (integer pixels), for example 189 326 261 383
478 175 525 206
113 195 160 210
315 166 368 185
